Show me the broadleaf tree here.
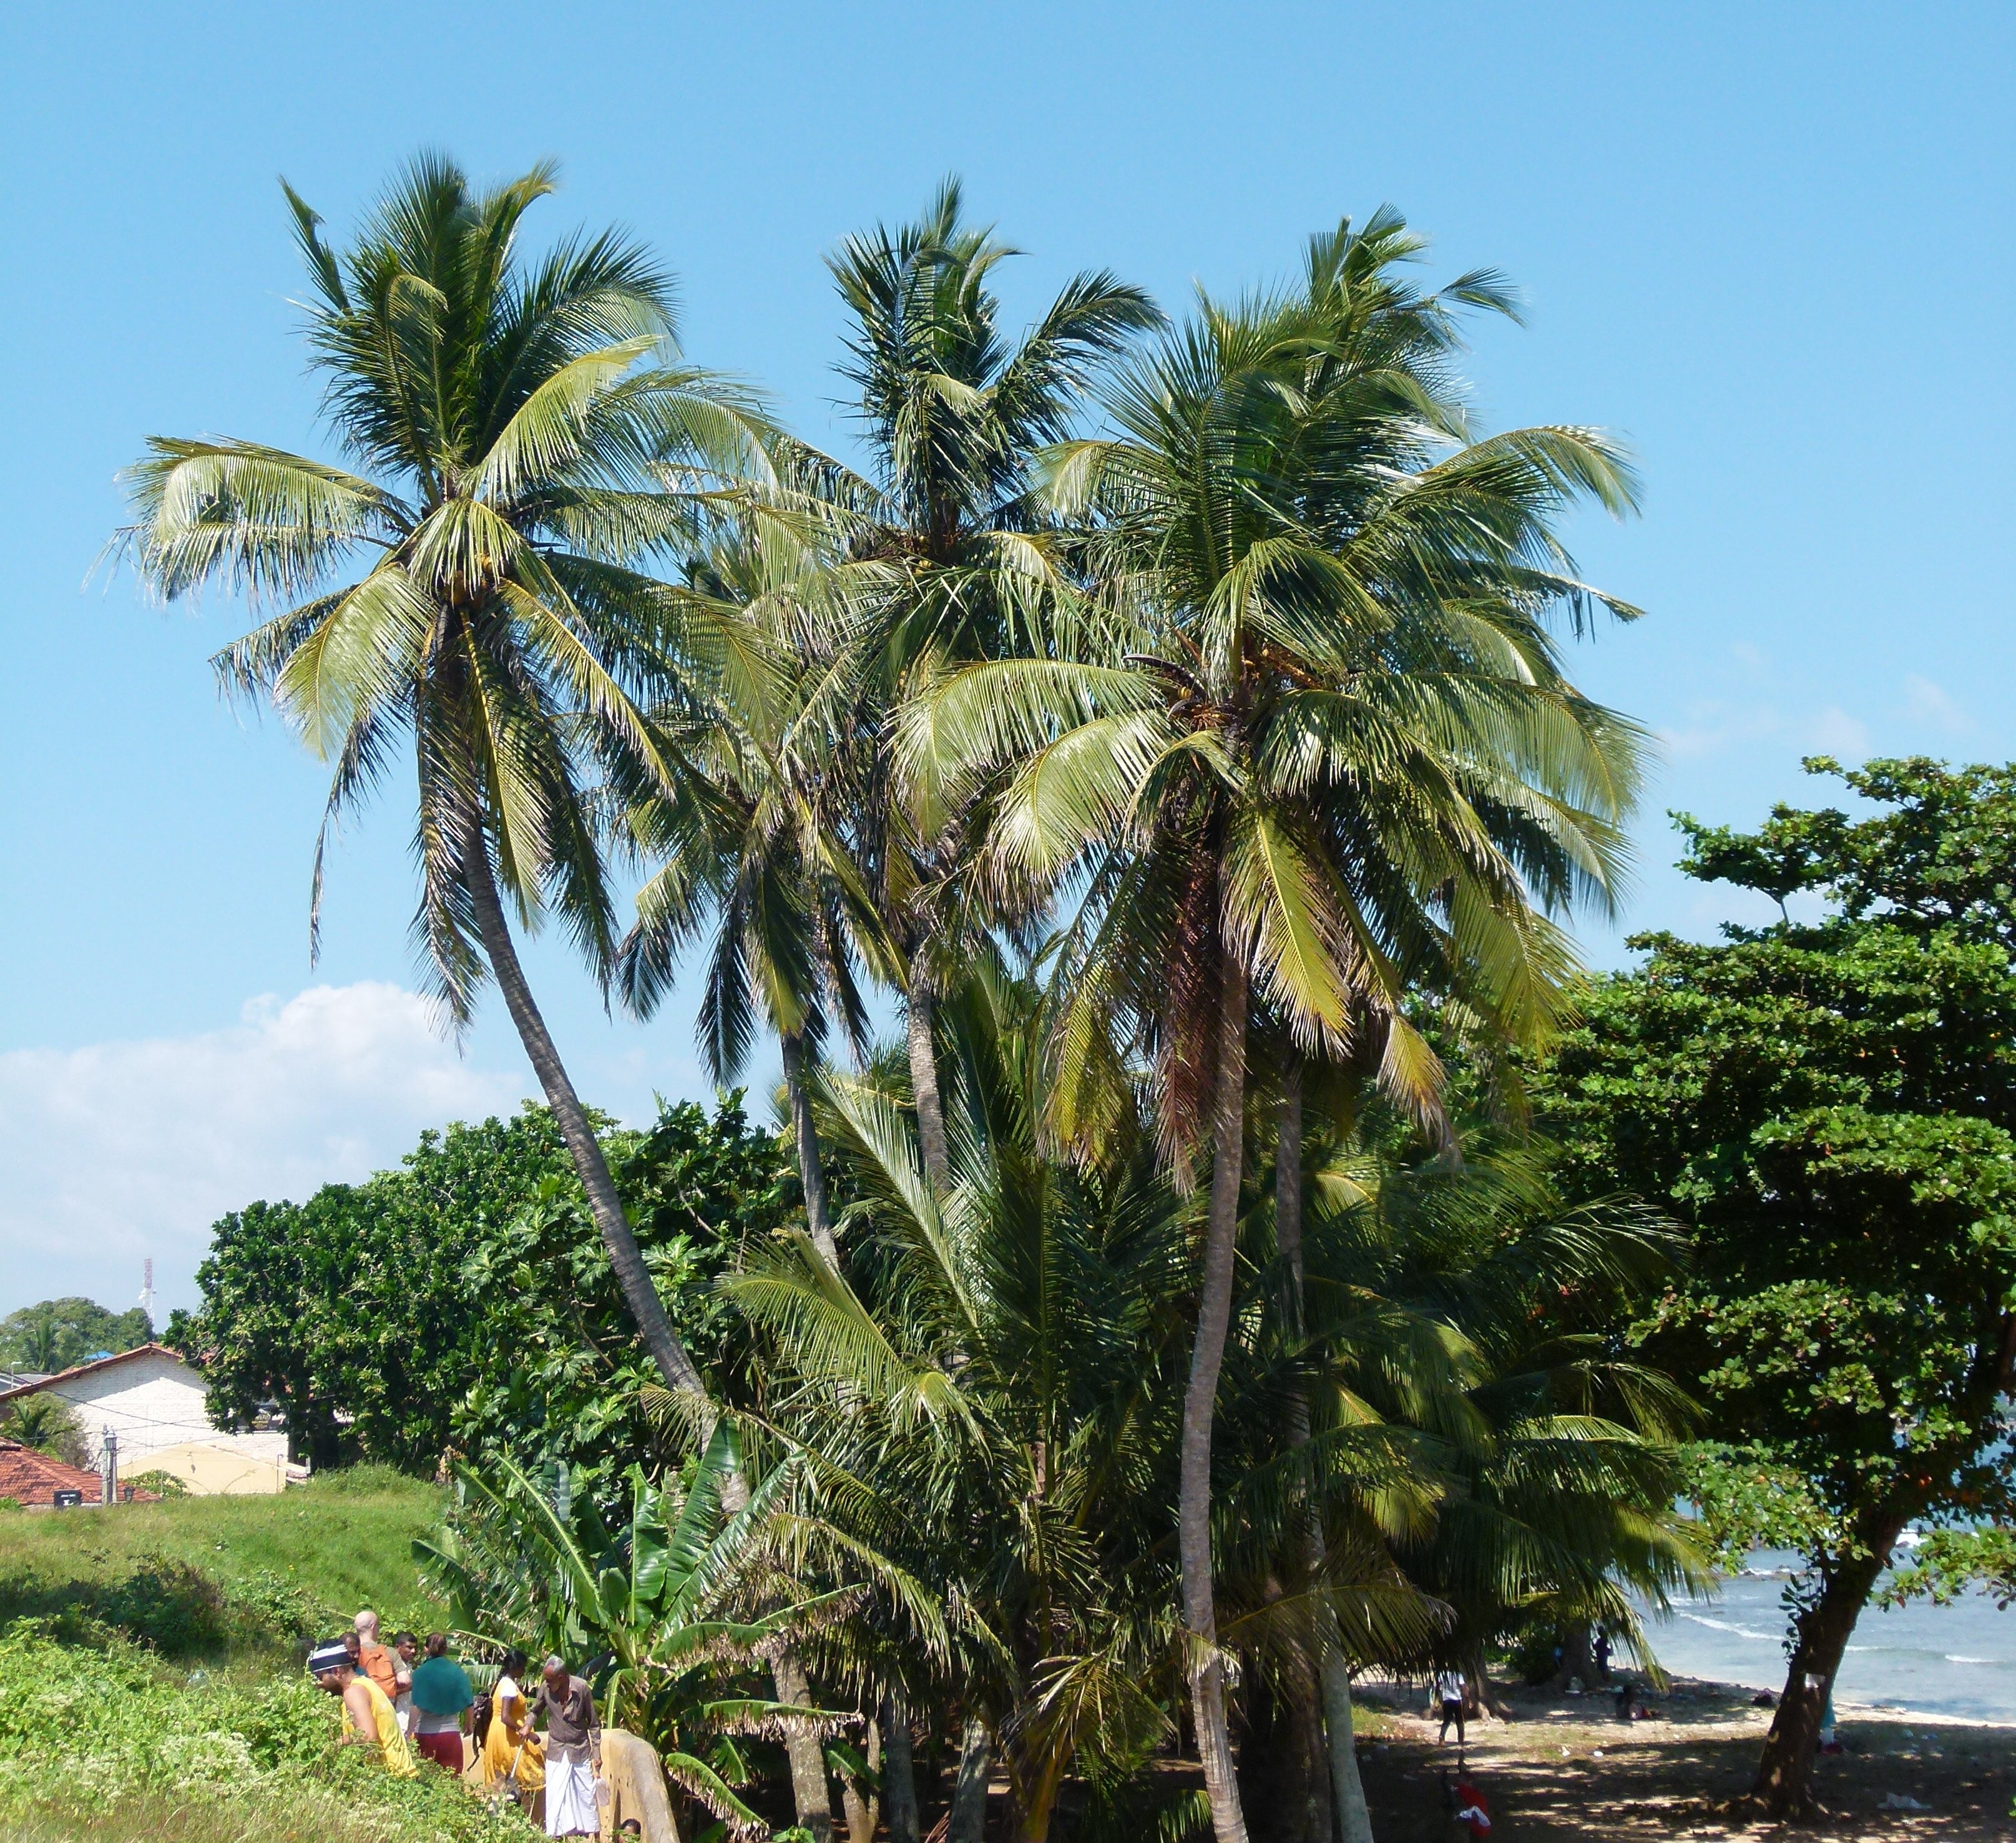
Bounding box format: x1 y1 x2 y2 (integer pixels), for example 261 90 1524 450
1536 756 2016 1818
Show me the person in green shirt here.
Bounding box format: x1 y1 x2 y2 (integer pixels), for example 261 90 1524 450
408 1632 475 1773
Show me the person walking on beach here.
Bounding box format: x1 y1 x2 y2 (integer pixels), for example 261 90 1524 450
534 1653 602 1837
310 1639 416 1776
1435 1666 1468 1747
408 1631 476 1772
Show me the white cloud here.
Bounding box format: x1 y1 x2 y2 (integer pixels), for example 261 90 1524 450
1806 706 1869 756
0 984 532 1321
1658 700 1783 760
1902 673 1972 735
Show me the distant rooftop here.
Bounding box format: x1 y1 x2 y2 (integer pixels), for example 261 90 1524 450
0 1343 190 1405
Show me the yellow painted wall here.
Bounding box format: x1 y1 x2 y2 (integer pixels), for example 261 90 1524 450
136 1439 293 1497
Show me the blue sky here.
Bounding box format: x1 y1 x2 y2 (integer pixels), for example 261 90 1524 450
2 2 2010 1317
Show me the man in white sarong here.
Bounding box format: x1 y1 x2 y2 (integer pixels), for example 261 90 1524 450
532 1653 602 1837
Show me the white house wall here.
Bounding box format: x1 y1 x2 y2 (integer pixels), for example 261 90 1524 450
46 1352 288 1470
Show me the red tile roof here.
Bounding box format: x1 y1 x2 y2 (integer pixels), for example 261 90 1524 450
0 1439 157 1507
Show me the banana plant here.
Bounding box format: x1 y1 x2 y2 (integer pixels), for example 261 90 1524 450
418 1420 852 1836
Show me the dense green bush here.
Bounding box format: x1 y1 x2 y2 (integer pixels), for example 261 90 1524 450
0 1623 531 1840
168 1098 791 1487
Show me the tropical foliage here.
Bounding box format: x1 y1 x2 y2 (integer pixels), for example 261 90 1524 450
0 1298 152 1376
0 1623 525 1841
421 1425 873 1837
168 1099 788 1479
113 158 2002 1842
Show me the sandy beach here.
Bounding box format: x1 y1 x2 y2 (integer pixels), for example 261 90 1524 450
1353 1676 2016 1837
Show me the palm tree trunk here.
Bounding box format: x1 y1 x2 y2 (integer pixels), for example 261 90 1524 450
1276 1061 1374 1843
770 1027 843 1841
906 973 952 1191
465 833 836 1841
708 1460 833 1843
882 1694 921 1843
841 1716 880 1843
770 1650 836 1842
1009 1738 1069 1843
947 1718 992 1843
463 836 707 1399
781 1030 839 1264
1183 955 1251 1843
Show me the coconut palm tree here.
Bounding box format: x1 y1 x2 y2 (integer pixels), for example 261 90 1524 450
902 212 1647 1841
116 157 775 1401
823 179 1160 1190
732 967 1461 1843
617 516 891 1268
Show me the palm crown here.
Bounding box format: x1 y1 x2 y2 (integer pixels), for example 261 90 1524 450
114 156 796 1407
119 155 768 1018
818 183 1162 1189
912 210 1647 1148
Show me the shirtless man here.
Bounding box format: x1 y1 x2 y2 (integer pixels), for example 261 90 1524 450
308 1638 415 1775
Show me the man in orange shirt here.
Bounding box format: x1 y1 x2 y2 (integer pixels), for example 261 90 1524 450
350 1609 399 1705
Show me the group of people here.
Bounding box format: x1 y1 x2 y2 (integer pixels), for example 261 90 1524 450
306 1609 607 1838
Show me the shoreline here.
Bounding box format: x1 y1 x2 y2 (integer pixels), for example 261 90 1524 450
1356 1664 2016 1734
1354 1672 2016 1838
1834 1696 2016 1732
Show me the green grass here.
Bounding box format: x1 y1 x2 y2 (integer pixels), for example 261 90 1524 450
0 1791 448 1842
0 1473 515 1841
0 1464 448 1660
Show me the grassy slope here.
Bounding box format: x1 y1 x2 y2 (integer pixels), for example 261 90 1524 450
0 1464 448 1636
0 1474 496 1843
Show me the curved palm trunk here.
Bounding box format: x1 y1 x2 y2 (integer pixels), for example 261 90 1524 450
1276 1062 1373 1843
781 1030 839 1264
906 974 952 1191
471 841 833 1841
1183 955 1251 1843
464 840 707 1400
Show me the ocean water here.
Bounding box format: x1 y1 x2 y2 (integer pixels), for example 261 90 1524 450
1634 1550 2016 1723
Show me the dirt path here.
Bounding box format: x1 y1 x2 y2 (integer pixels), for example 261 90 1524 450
1352 1677 2015 1838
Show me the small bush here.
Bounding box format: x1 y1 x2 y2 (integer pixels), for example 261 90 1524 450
221 1569 339 1646
0 1557 341 1661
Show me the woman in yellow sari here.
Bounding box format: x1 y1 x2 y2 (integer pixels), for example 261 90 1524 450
481 1648 546 1796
